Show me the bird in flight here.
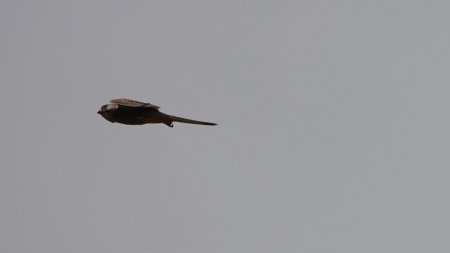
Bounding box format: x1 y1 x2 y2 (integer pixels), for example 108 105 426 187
97 98 217 127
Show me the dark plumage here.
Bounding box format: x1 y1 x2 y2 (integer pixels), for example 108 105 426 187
97 98 217 127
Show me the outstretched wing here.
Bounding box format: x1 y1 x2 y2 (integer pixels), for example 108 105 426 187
110 98 160 110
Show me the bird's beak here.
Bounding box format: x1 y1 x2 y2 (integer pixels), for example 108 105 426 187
97 111 101 114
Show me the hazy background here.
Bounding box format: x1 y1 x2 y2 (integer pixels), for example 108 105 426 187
1 1 450 252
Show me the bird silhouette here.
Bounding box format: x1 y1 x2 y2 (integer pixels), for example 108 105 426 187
97 98 217 127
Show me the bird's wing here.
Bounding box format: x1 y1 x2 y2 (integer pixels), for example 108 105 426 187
110 98 160 110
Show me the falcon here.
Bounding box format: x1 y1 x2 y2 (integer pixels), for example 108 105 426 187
97 98 217 127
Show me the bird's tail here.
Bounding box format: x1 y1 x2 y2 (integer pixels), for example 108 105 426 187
163 113 217 127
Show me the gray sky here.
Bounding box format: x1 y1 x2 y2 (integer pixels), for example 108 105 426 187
1 0 450 252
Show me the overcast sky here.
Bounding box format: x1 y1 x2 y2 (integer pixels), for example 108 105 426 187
2 1 450 252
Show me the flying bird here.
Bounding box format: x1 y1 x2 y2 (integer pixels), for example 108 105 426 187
97 98 217 127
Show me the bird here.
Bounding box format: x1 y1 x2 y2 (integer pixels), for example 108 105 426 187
97 98 217 127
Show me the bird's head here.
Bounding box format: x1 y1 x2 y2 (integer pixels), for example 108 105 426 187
97 104 118 123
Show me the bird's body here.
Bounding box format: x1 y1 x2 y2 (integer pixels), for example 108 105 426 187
97 98 217 127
